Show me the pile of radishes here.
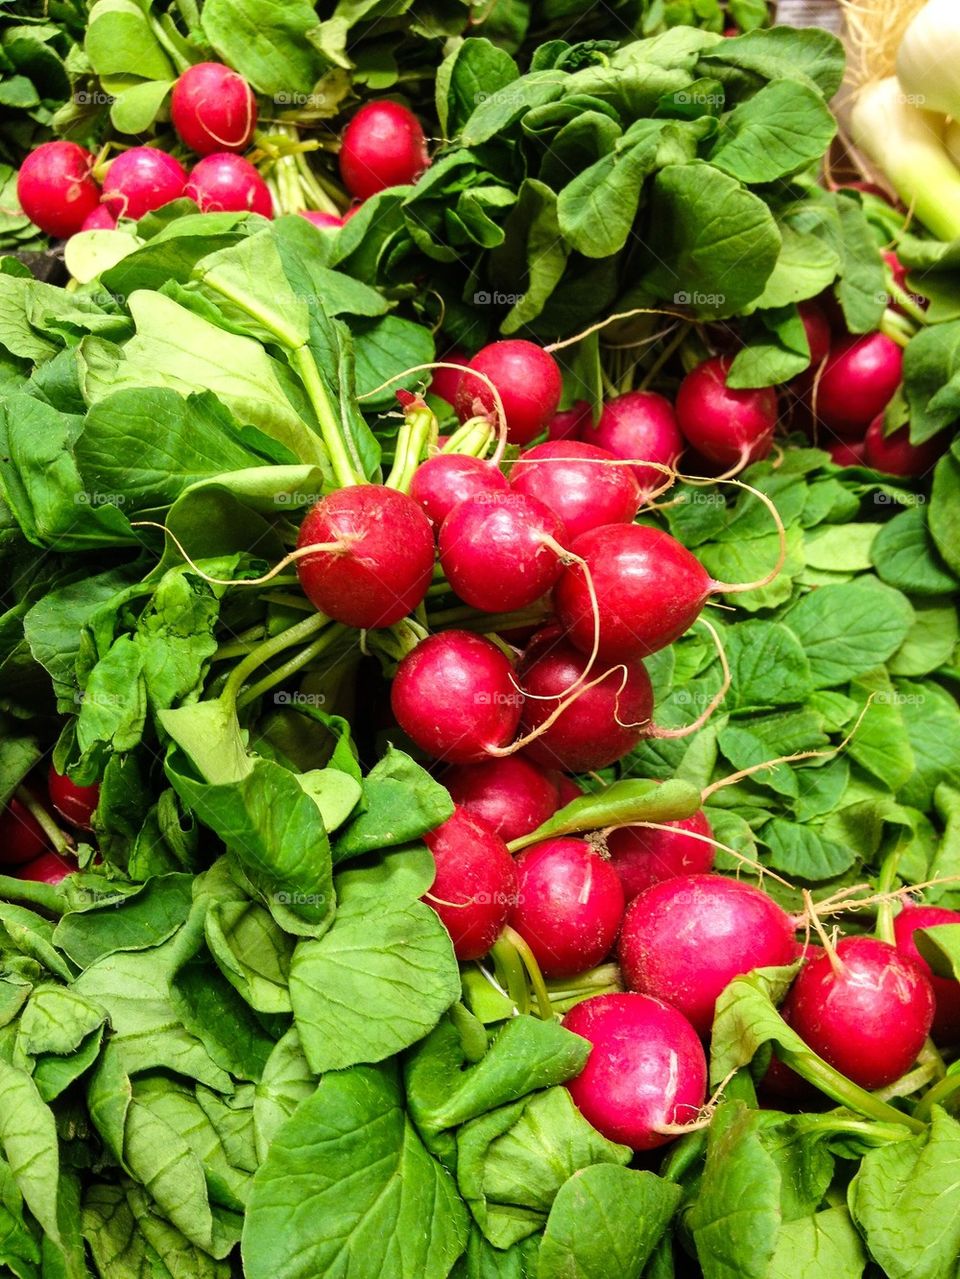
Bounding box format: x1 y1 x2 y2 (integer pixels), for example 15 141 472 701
0 766 99 884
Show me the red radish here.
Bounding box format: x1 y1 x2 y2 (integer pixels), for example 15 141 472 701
548 401 590 441
509 838 624 978
430 351 470 405
583 391 683 494
438 492 565 613
391 630 522 764
782 936 934 1090
554 774 584 806
18 851 74 884
608 808 714 902
0 798 48 866
509 441 640 543
185 153 272 216
760 1051 817 1105
455 341 563 446
48 766 99 830
102 148 187 220
410 454 508 528
171 62 257 156
80 205 118 232
443 756 559 844
863 414 948 477
299 210 342 229
339 101 429 200
798 301 831 368
829 439 867 467
17 141 100 238
894 905 960 1044
296 485 434 629
675 356 778 467
619 874 797 1036
423 806 517 960
518 629 653 773
814 334 903 438
564 993 707 1150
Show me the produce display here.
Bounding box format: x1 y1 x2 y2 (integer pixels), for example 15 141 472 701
0 1 959 1277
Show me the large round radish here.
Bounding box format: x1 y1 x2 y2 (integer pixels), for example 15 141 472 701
423 806 517 960
339 101 429 200
0 797 48 866
782 936 934 1089
18 851 74 884
17 141 101 238
548 401 590 441
443 756 559 844
430 351 469 405
185 153 272 216
893 905 960 1044
608 808 714 901
814 334 903 438
584 391 683 494
675 356 778 467
509 441 640 543
455 341 563 446
863 414 949 477
171 62 257 155
564 993 707 1150
102 148 187 220
619 874 797 1036
509 838 624 978
410 455 508 528
48 766 99 830
391 630 522 764
296 486 434 628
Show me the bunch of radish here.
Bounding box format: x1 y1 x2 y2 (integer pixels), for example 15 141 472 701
0 765 98 885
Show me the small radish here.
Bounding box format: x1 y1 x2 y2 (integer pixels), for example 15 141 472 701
883 250 926 316
438 491 565 613
0 797 48 866
339 101 429 200
171 62 257 156
509 441 640 544
299 210 342 229
296 485 434 629
607 808 714 901
423 806 518 960
814 334 903 438
893 905 960 1044
48 766 99 830
430 351 470 405
675 356 778 467
509 838 624 978
548 401 590 441
443 756 559 844
102 148 187 220
17 141 101 238
80 205 118 232
564 993 707 1150
391 630 522 764
798 300 831 368
863 414 949 477
829 439 867 467
410 454 508 528
782 936 934 1090
455 341 563 446
583 391 683 494
18 851 74 885
618 874 797 1036
185 153 273 216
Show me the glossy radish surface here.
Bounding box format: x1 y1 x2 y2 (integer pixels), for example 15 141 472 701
829 440 867 467
509 441 640 544
185 153 273 216
423 806 517 960
171 62 257 155
893 905 960 1044
296 485 434 628
18 851 74 884
608 808 714 901
548 401 590 441
509 837 624 978
443 756 559 844
430 351 469 405
584 391 683 494
863 414 949 477
17 141 100 238
455 341 563 446
0 797 48 866
410 455 508 528
391 630 522 764
815 334 903 438
675 356 778 467
80 205 117 232
339 101 429 200
564 992 707 1150
48 766 99 830
102 148 187 219
555 774 584 807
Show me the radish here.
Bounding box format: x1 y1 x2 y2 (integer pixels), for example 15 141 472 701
299 210 342 229
829 439 867 467
563 993 707 1150
508 837 625 978
814 334 903 438
554 774 584 806
443 756 559 844
518 629 653 772
410 455 508 528
675 356 778 467
296 485 434 629
438 492 565 613
171 62 257 156
80 205 118 232
423 806 517 960
618 874 797 1036
18 851 73 885
430 351 469 405
509 441 640 543
863 413 949 477
391 630 522 764
798 300 831 367
184 153 273 216
607 808 714 901
48 766 99 830
455 341 563 446
102 148 187 220
0 797 48 866
17 141 101 238
781 936 934 1089
339 101 429 201
548 401 590 441
583 391 683 494
893 905 960 1044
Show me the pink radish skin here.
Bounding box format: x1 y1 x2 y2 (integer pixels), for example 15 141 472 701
185 153 273 216
296 485 434 629
608 808 714 902
583 391 683 494
564 993 707 1150
619 874 797 1036
549 401 590 441
339 101 429 200
392 630 522 764
675 356 778 467
554 774 584 807
430 351 470 405
829 440 867 467
48 766 99 830
455 341 563 446
171 62 257 156
815 334 903 439
299 210 342 229
423 806 518 960
509 441 640 544
443 756 559 844
0 798 48 866
782 936 934 1089
18 851 74 885
410 455 508 528
17 141 101 238
863 414 949 478
798 301 831 368
894 905 960 1044
80 206 117 232
102 148 187 220
509 838 625 978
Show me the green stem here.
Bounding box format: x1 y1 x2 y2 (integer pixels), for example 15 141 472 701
385 405 438 493
426 603 552 632
0 873 67 914
221 612 330 710
262 592 318 611
489 937 530 1015
638 324 688 392
441 417 495 457
289 346 364 488
238 624 349 709
791 1113 914 1146
875 848 901 945
293 150 342 215
148 14 191 71
15 787 71 855
502 926 554 1020
914 1071 960 1123
887 277 930 327
273 153 306 214
880 309 916 348
780 1046 926 1132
